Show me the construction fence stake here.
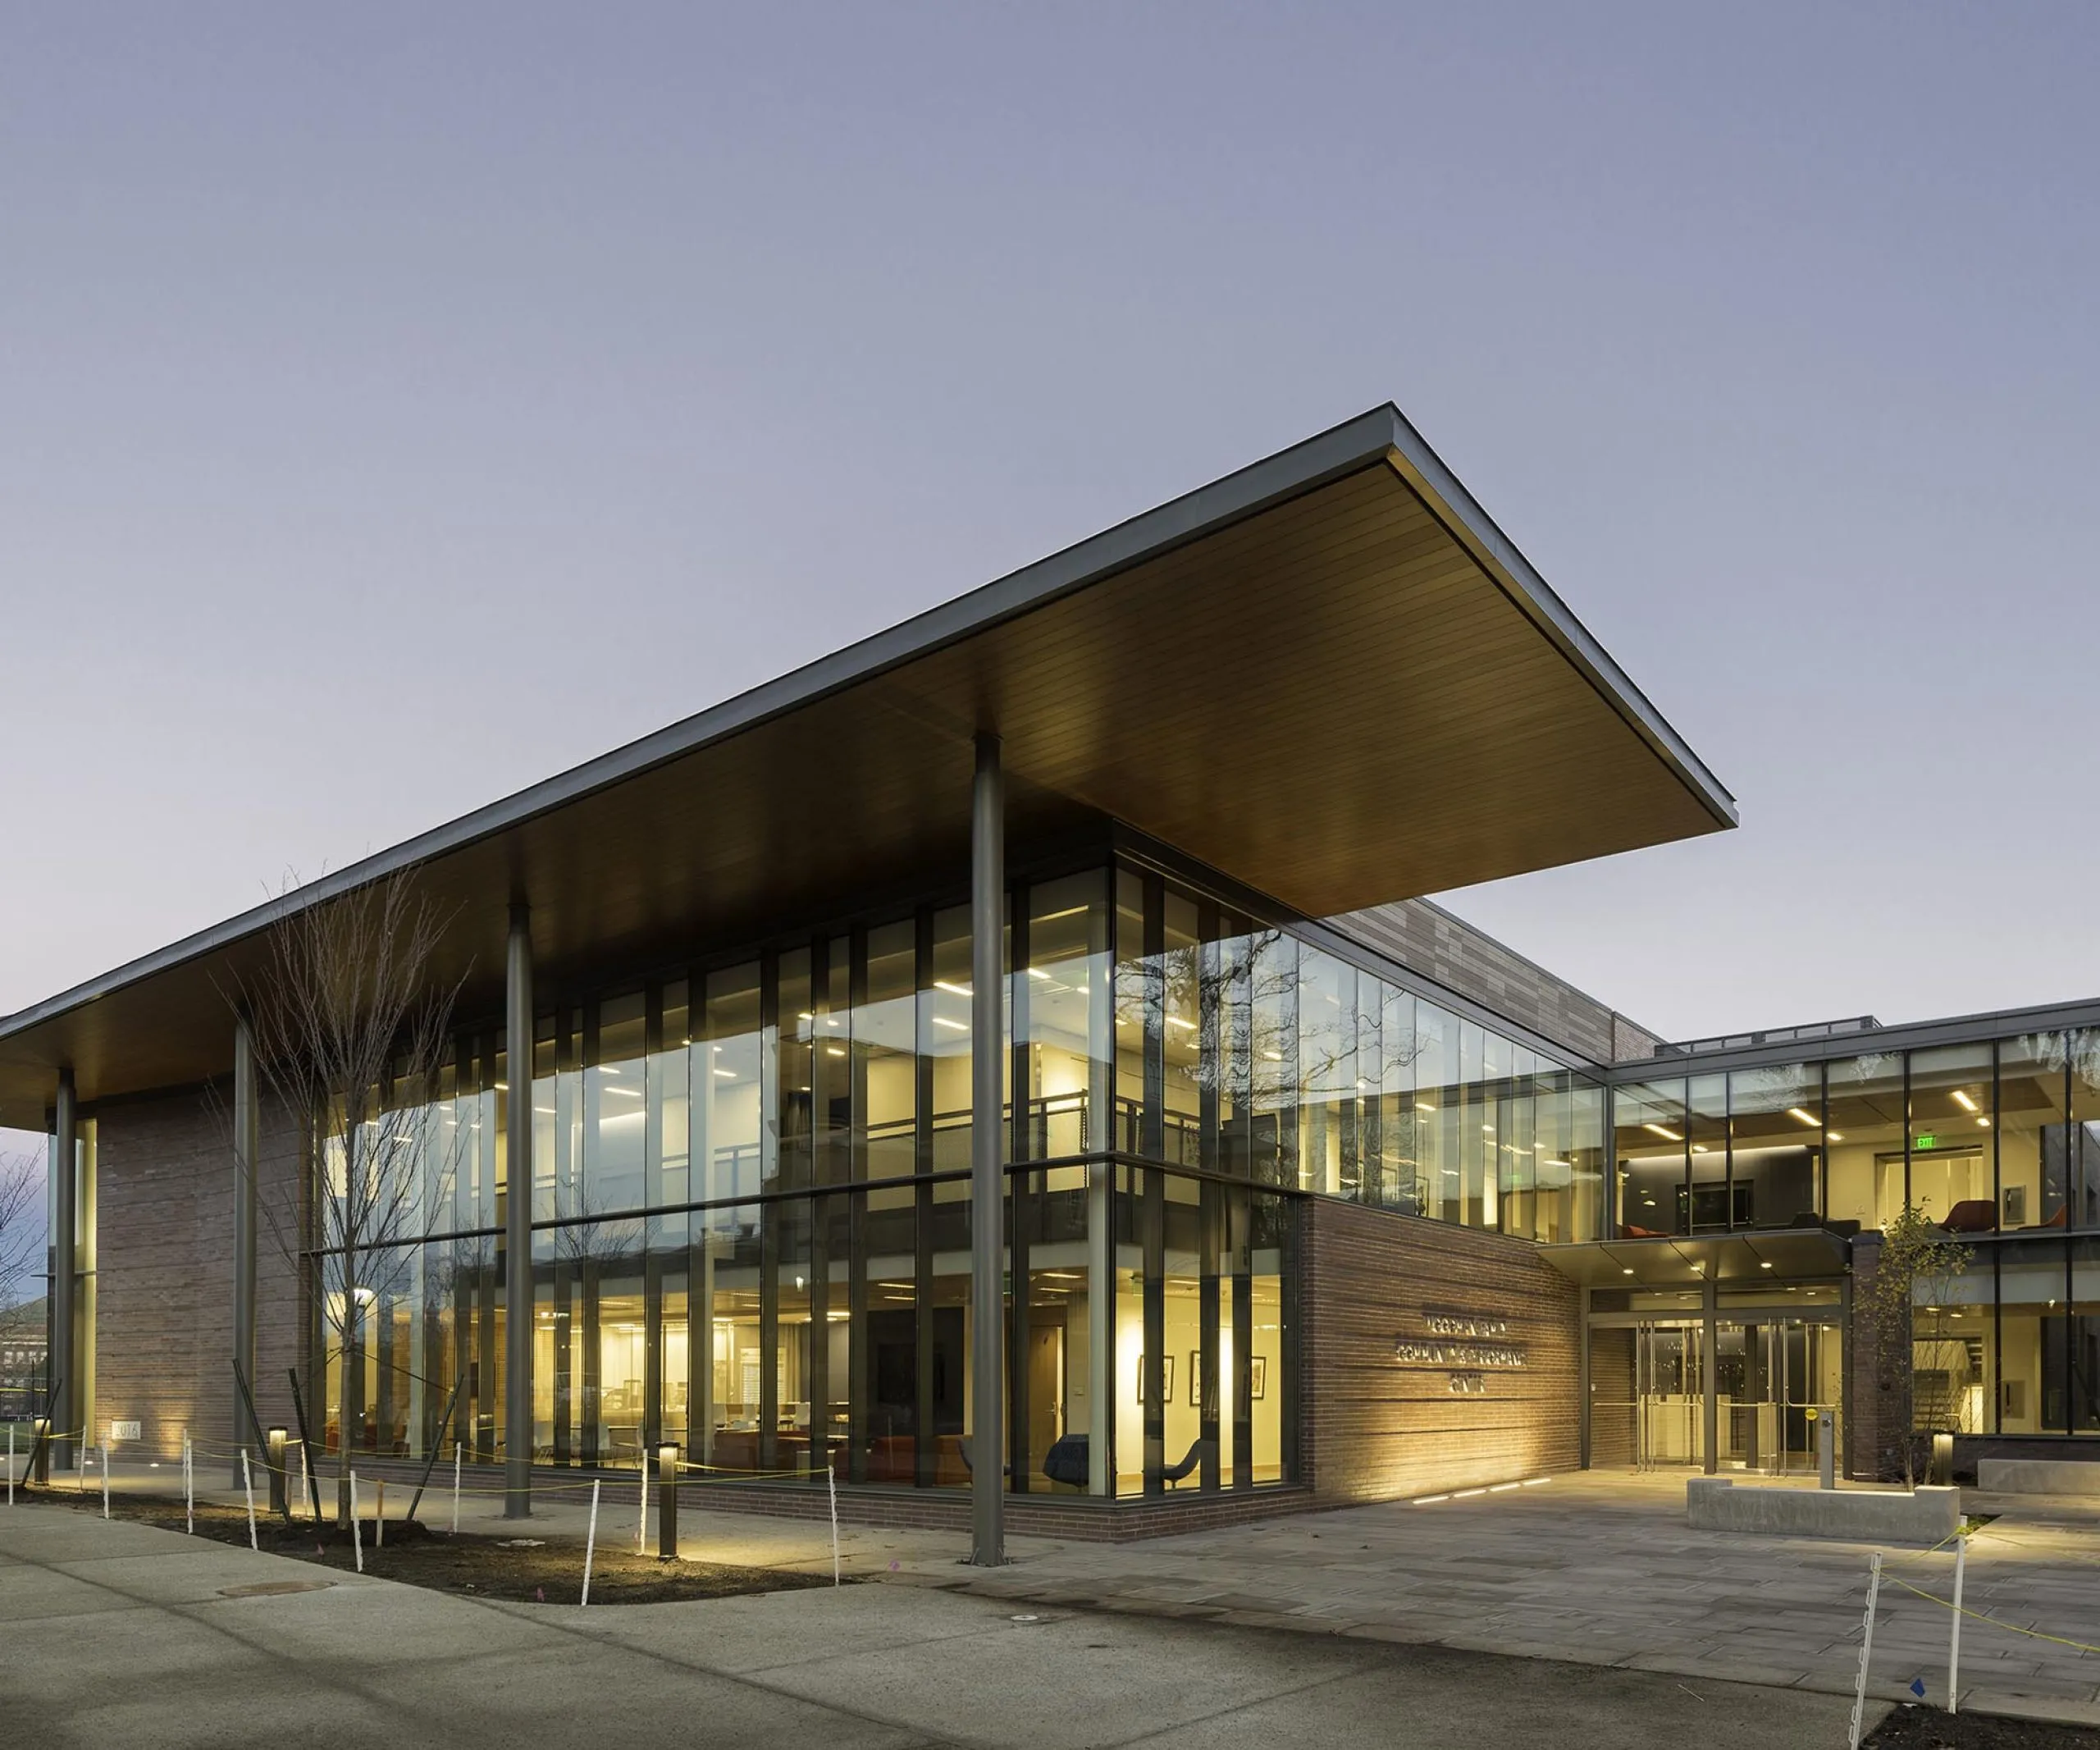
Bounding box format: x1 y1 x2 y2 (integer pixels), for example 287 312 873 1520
240 1451 258 1551
1949 1536 1968 1715
452 1441 462 1536
7 1423 13 1506
376 1480 385 1549
637 1451 650 1552
183 1431 194 1534
1849 1551 1883 1750
582 1479 601 1607
827 1462 841 1585
101 1444 110 1519
350 1472 363 1574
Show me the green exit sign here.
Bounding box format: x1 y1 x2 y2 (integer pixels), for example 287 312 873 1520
1915 1133 1938 1150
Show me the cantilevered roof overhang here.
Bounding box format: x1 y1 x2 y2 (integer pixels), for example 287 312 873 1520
0 404 1735 1125
1539 1231 1852 1288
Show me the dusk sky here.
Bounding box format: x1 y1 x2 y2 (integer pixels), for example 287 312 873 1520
6 0 2097 1168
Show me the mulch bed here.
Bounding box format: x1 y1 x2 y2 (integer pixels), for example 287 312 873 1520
1865 1706 2100 1748
14 1482 840 1605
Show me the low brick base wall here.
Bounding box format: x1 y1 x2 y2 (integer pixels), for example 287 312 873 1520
676 1479 1321 1542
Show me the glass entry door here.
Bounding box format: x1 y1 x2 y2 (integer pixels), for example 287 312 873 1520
1718 1318 1842 1474
1589 1321 1707 1469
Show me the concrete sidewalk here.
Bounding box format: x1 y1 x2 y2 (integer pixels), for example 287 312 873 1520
0 1504 1874 1749
25 1459 2100 1725
929 1472 2100 1726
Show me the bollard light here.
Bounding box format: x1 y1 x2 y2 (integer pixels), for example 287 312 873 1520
266 1428 289 1515
1930 1430 1955 1488
656 1442 680 1560
30 1416 51 1486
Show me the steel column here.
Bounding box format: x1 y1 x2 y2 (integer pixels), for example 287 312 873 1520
504 905 534 1518
52 1071 77 1469
1086 868 1114 1500
232 1017 258 1486
969 733 1007 1565
1701 1274 1719 1476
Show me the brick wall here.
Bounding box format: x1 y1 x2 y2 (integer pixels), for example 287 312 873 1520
92 1086 305 1463
1300 1198 1581 1501
1846 1234 1911 1483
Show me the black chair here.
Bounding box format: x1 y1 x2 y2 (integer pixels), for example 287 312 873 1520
1156 1437 1212 1490
1043 1433 1089 1488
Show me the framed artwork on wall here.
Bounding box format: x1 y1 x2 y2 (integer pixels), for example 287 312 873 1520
1250 1355 1267 1400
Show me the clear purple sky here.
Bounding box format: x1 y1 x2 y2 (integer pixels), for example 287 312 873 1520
5 1 2096 1135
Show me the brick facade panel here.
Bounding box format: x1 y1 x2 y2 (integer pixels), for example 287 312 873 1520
1302 1198 1580 1501
93 1086 305 1463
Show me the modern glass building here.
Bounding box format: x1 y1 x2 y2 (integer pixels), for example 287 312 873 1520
7 403 2084 1540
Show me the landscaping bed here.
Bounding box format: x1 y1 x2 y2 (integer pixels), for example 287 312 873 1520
12 1482 838 1605
1866 1706 2100 1748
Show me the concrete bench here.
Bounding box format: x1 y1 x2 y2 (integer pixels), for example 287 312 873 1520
1687 1477 1959 1544
1977 1459 2100 1496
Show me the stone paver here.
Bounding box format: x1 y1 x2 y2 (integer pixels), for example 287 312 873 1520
0 1504 1876 1748
23 1457 2100 1725
909 1471 2100 1724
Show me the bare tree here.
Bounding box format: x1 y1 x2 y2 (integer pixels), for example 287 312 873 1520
222 868 468 1524
0 1151 47 1423
0 1149 43 1315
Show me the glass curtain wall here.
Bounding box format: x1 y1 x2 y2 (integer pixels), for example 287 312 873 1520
308 853 1609 1490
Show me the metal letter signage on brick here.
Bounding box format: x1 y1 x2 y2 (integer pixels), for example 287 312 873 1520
1395 1309 1527 1391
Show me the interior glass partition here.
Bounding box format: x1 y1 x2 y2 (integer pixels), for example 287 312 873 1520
1726 1062 1823 1230
1824 1053 1906 1231
1909 1043 1993 1230
1999 1034 2069 1235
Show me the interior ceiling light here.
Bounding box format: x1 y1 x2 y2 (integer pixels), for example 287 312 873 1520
1787 1108 1819 1127
1760 1260 1774 1270
1952 1090 1979 1113
934 980 973 998
1622 1267 1635 1276
1978 1117 1993 1129
1416 1100 1437 1113
933 1016 969 1032
1828 1131 1846 1142
1642 1123 1683 1141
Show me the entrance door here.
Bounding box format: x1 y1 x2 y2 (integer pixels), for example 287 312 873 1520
1588 1321 1710 1469
1637 1323 1705 1468
1717 1318 1842 1474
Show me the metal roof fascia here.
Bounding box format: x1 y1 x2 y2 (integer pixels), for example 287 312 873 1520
1378 407 1738 829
